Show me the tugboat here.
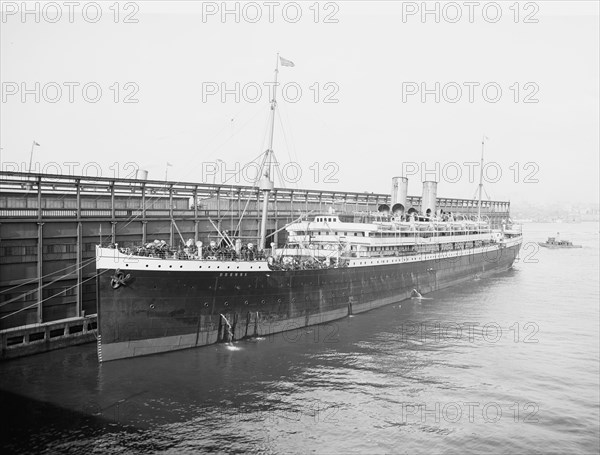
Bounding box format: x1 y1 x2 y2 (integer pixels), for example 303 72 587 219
538 233 582 249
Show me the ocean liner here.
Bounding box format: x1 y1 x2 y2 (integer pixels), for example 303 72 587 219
95 56 523 362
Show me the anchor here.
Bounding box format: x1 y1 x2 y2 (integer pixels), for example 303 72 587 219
110 268 131 289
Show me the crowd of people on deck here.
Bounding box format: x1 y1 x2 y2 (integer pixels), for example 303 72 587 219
108 239 265 261
267 255 346 271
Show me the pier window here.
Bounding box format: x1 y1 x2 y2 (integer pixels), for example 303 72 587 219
0 246 24 256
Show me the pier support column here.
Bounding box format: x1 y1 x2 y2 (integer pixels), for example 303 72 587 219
37 222 44 323
142 221 147 244
193 187 199 243
111 222 116 244
76 221 82 317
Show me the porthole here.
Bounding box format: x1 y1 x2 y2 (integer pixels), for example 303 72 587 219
146 264 149 268
277 298 281 303
261 299 265 304
204 302 209 307
224 301 229 306
158 265 161 268
150 304 155 309
126 264 129 267
244 300 249 305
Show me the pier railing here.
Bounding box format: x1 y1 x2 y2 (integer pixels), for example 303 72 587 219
0 171 511 220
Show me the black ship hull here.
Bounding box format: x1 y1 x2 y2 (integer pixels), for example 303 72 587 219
96 242 521 361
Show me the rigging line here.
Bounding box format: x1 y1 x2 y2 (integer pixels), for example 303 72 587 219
275 110 296 171
277 104 300 165
276 111 299 190
198 101 265 147
276 109 292 163
0 270 111 321
0 256 97 295
483 186 491 200
234 193 256 236
86 181 171 242
219 148 269 187
270 152 287 190
214 149 267 230
277 102 300 164
218 106 273 187
105 176 192 239
180 103 269 182
120 103 262 199
0 258 99 308
232 150 269 235
212 109 271 187
38 111 269 246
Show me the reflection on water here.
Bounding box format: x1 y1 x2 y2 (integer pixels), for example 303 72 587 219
1 223 598 454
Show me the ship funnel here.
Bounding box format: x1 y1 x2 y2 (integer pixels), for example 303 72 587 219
391 177 399 206
391 203 404 215
391 176 408 215
135 169 148 180
421 181 437 219
378 204 390 215
391 177 408 208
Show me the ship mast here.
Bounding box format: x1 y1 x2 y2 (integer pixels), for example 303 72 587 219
258 53 279 251
477 136 486 221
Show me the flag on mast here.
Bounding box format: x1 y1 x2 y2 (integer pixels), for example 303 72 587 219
34 141 40 146
279 56 295 67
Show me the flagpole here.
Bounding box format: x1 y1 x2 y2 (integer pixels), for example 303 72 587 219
477 136 485 221
258 53 280 250
266 52 279 178
165 162 172 182
28 141 36 173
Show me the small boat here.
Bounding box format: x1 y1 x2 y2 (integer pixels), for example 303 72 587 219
539 234 581 249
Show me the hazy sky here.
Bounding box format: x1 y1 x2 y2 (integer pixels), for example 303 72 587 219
1 1 598 206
